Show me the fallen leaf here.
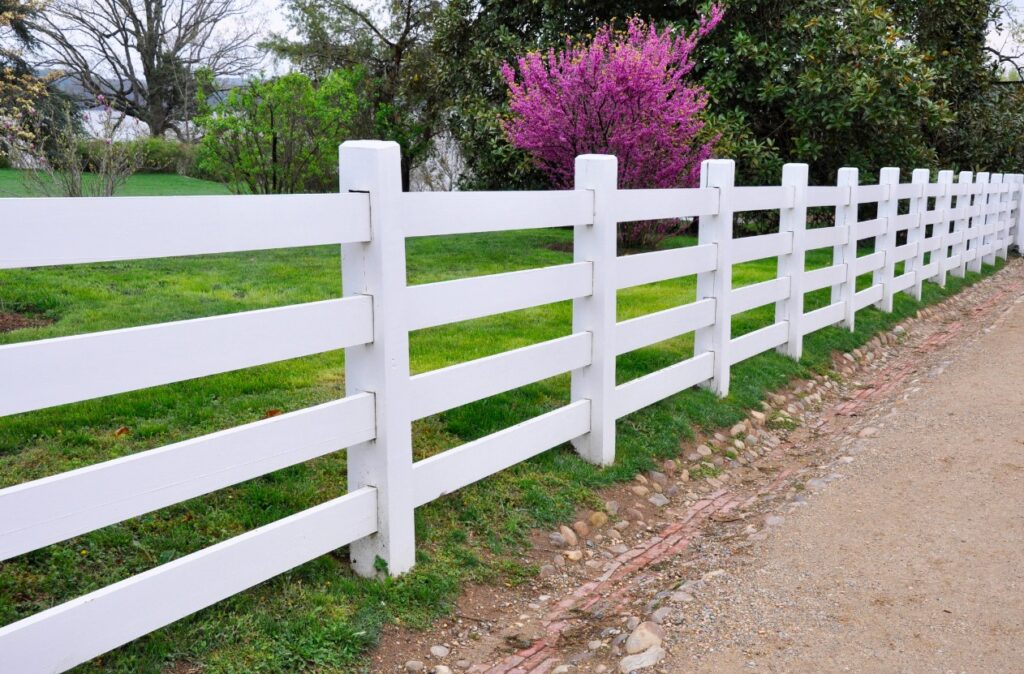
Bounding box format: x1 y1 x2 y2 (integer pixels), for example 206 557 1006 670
114 426 130 437
264 409 283 418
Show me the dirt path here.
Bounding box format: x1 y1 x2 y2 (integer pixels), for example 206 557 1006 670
665 278 1024 672
374 260 1024 674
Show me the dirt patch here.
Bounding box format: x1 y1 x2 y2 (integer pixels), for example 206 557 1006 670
0 311 52 333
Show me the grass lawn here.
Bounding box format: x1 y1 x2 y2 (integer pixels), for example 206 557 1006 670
0 172 1000 672
0 168 231 198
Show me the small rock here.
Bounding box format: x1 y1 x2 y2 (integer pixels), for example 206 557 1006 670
565 550 583 562
670 591 694 603
588 639 604 650
696 444 713 457
650 606 672 624
625 622 664 654
589 511 609 528
806 478 827 492
430 645 450 659
559 525 578 547
648 494 669 507
539 564 557 578
619 646 666 672
507 628 541 649
648 471 668 486
678 469 690 482
630 485 650 497
406 661 425 673
730 422 747 436
433 667 453 674
662 459 677 474
605 500 620 516
625 616 641 630
750 410 766 424
858 426 879 438
765 514 785 526
454 661 471 671
553 666 570 674
572 520 590 539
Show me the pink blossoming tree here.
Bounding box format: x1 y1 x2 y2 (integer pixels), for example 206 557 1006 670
502 9 724 247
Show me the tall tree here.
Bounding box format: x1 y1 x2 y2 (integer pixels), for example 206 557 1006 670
265 0 443 189
435 0 689 189
32 0 263 138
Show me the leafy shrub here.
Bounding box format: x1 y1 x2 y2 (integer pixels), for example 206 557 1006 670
78 137 196 175
195 69 367 194
131 138 196 174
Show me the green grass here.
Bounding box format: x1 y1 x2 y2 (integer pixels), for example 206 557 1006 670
0 171 1001 672
0 168 231 198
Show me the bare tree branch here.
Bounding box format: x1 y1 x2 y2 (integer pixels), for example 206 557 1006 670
31 0 265 137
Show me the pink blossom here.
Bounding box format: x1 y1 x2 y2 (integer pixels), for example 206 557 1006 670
502 9 724 194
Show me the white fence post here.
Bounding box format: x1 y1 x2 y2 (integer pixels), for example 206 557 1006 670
985 173 1003 266
776 163 808 359
952 170 973 278
876 167 901 312
338 140 416 577
907 168 929 301
571 155 618 466
695 159 735 397
996 173 1010 260
969 172 989 273
832 167 859 331
934 170 953 287
1011 173 1019 248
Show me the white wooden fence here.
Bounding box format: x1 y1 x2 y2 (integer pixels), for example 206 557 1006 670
0 140 1021 671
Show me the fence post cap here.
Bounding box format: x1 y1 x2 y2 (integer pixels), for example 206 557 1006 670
340 139 401 150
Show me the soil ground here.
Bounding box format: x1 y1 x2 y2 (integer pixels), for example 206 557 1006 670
372 258 1024 674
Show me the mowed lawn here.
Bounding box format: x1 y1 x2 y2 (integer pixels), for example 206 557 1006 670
0 171 998 672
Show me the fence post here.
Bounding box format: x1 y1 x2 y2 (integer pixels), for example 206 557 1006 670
951 171 973 278
776 163 808 360
969 172 989 273
985 174 1003 266
1011 173 1019 248
695 159 735 397
934 170 953 288
571 155 618 466
907 168 929 301
996 174 1010 261
832 167 859 331
876 167 901 312
338 140 416 578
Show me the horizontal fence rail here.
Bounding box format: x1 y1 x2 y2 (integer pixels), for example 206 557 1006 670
0 192 372 268
0 139 1021 671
